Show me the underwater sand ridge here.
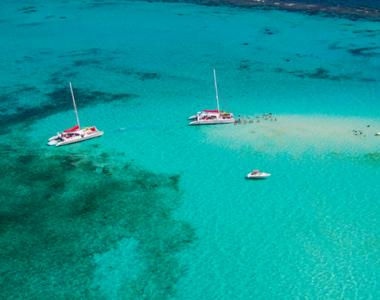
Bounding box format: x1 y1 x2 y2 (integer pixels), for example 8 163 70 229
206 114 380 156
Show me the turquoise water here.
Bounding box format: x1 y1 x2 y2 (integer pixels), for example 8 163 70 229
0 1 380 299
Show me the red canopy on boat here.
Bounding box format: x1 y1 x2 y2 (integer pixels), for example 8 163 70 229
64 125 80 132
203 109 219 113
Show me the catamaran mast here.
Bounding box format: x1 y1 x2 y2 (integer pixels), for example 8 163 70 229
213 69 220 114
69 82 81 129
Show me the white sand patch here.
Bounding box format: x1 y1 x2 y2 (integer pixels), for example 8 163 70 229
205 114 380 155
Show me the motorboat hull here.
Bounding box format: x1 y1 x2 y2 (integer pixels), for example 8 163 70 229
246 172 271 179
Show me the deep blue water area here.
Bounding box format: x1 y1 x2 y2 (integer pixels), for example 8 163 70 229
293 0 380 9
166 0 380 20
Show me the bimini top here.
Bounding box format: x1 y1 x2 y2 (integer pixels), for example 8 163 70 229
203 109 220 113
64 125 80 133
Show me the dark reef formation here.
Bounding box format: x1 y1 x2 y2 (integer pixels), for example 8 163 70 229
274 67 350 81
0 46 163 136
363 152 380 164
0 86 138 135
239 59 251 71
56 48 162 82
274 66 377 83
18 6 38 14
348 46 380 57
0 140 195 299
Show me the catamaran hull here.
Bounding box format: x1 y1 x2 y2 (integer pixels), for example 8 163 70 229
48 135 60 141
55 131 104 146
189 119 235 126
188 111 232 121
246 173 271 179
48 139 59 146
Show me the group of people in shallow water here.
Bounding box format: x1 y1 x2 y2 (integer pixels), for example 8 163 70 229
352 124 376 137
233 115 379 138
234 112 277 125
352 129 366 137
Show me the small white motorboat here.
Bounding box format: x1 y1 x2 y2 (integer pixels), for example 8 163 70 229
188 69 235 126
375 132 380 136
246 170 271 179
47 82 104 147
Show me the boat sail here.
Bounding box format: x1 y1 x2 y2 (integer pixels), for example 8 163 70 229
47 82 104 146
188 69 235 125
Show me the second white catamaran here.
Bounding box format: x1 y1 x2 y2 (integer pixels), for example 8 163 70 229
189 69 235 125
48 82 104 147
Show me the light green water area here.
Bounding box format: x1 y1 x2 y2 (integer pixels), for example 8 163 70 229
0 1 379 299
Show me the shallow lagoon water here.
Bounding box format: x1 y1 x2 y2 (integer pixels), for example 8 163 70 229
0 1 380 299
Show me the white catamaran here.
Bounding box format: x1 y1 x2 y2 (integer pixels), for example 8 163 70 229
189 69 235 125
48 82 104 146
